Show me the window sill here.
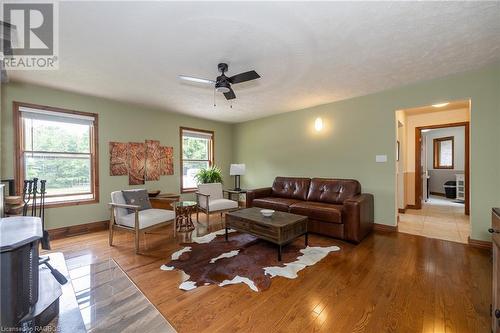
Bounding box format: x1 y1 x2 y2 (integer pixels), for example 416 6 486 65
181 188 197 194
44 198 99 209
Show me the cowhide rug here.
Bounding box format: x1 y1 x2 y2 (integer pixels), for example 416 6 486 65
160 229 340 292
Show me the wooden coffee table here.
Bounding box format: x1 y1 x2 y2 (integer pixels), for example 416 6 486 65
225 207 308 261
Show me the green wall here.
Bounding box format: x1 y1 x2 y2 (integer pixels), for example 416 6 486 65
234 63 500 241
1 82 234 229
2 63 499 241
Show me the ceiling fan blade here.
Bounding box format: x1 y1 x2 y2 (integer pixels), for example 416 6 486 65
178 75 215 84
224 87 236 100
228 70 260 84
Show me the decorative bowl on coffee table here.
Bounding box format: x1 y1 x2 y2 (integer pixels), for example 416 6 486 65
260 209 275 217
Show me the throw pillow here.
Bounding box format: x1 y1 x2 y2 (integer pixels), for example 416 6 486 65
121 189 152 214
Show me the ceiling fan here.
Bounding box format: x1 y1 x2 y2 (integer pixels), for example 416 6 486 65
178 63 260 100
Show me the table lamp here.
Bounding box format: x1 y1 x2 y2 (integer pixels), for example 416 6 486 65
230 164 246 191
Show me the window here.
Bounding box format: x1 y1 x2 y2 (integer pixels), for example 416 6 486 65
433 136 454 169
14 102 99 206
180 127 214 192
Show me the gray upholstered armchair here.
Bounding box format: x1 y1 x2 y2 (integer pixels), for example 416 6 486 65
109 190 176 254
195 183 238 225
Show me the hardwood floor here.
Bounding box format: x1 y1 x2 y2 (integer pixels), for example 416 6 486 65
46 215 492 333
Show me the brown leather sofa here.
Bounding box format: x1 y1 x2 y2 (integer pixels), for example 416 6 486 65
246 177 374 243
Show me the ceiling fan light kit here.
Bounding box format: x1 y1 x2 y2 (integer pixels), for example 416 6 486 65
178 63 260 103
215 81 231 93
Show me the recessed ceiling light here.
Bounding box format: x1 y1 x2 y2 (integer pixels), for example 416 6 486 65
432 102 449 108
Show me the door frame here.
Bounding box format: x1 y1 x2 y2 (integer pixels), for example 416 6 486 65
414 121 469 215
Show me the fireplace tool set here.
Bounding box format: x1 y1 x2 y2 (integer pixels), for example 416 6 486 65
22 178 67 284
22 178 50 250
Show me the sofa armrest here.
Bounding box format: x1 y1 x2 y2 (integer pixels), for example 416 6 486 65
342 193 374 243
246 187 272 208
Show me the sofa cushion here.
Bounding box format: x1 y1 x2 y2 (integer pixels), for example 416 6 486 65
252 197 301 212
116 208 175 229
289 201 343 224
306 178 361 204
271 177 311 200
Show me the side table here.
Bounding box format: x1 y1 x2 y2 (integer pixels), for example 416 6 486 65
174 201 197 232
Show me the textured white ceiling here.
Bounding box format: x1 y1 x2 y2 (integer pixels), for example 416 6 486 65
9 1 500 123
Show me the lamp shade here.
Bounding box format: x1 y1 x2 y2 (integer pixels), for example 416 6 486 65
230 164 246 176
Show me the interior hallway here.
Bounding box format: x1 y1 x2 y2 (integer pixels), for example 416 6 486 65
398 195 470 244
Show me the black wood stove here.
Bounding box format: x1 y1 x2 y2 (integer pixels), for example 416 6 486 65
0 217 68 331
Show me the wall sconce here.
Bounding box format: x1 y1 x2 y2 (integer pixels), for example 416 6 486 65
314 117 323 132
432 102 449 108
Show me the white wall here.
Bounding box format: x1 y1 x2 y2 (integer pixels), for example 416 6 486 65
423 126 465 194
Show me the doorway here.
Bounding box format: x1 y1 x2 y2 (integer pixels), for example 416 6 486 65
415 122 469 215
395 100 470 243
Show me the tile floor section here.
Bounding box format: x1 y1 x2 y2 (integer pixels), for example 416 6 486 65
398 195 469 244
69 258 176 332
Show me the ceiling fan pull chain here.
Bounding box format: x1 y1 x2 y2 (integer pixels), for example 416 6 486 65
213 88 216 107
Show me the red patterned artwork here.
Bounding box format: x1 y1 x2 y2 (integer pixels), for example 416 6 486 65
145 140 161 181
109 142 128 176
160 146 174 175
128 142 146 185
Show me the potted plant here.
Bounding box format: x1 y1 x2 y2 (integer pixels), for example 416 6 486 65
194 165 223 184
